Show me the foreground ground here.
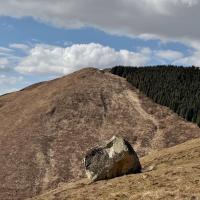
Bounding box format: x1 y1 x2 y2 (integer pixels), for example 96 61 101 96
31 137 200 200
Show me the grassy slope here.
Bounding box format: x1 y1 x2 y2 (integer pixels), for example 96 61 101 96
30 137 200 200
1 68 199 199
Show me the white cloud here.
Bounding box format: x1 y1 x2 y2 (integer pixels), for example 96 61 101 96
9 43 30 52
0 47 13 53
173 51 200 66
0 74 23 95
15 43 151 75
0 57 13 72
0 42 198 78
0 53 20 72
14 42 200 75
0 0 200 44
155 50 184 61
0 74 23 85
0 57 9 66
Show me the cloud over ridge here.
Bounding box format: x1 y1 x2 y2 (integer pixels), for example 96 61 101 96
16 43 151 75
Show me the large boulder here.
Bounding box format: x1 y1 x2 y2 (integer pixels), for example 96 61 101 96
84 136 141 181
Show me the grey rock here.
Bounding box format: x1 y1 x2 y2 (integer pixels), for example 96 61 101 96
84 136 141 181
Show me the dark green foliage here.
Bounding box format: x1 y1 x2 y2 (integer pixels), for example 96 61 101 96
111 65 200 127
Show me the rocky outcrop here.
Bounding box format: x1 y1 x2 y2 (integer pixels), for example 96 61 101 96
84 136 141 181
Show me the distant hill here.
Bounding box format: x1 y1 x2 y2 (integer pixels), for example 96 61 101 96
0 68 199 199
111 65 200 126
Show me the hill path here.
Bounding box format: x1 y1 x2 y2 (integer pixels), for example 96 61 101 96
126 90 164 148
126 90 159 127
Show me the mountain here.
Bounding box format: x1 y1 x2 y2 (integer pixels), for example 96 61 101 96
30 137 200 200
0 68 199 199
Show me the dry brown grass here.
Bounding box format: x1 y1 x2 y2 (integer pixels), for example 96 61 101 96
0 68 199 199
30 138 200 200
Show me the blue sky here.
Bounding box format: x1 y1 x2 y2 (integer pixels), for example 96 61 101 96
0 16 190 52
0 0 200 95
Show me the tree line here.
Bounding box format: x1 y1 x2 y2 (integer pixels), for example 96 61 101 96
111 65 200 127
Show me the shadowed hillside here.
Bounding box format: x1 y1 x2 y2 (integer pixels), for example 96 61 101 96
0 68 199 199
